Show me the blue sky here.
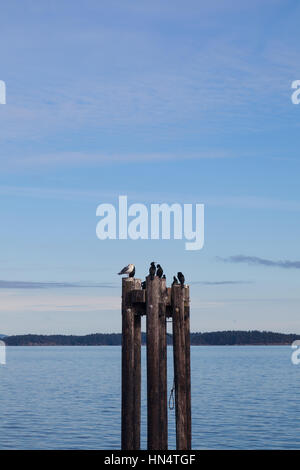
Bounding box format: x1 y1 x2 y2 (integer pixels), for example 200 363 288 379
0 0 300 334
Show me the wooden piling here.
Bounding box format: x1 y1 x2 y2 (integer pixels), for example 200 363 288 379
146 275 161 450
121 277 141 450
133 305 141 449
184 286 192 449
172 284 188 450
158 277 168 449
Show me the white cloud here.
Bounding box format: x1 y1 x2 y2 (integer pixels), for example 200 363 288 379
0 1 299 144
0 291 120 313
1 183 300 213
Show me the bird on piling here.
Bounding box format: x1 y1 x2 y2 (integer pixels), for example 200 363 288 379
162 274 166 280
129 266 135 278
172 276 179 285
149 262 156 280
118 264 135 277
156 264 163 279
177 272 185 287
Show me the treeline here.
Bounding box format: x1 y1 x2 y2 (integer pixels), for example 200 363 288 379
3 330 300 346
4 333 123 346
190 330 300 345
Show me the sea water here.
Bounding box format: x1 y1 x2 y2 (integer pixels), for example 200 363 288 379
0 346 299 449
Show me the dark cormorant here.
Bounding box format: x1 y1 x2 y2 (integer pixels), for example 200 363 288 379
149 262 156 280
177 272 185 287
156 264 163 278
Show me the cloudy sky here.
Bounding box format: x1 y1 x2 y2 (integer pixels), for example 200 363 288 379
0 0 299 335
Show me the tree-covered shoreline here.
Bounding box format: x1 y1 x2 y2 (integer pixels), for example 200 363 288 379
2 330 299 346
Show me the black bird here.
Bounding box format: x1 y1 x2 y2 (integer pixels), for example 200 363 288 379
141 280 146 289
162 274 166 280
149 262 156 280
156 264 163 279
129 266 135 278
177 272 185 287
172 275 179 285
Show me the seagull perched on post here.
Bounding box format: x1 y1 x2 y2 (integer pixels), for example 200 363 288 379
118 264 135 277
177 272 185 287
129 266 135 278
149 262 156 280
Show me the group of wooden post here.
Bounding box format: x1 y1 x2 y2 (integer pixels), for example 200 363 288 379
121 275 191 450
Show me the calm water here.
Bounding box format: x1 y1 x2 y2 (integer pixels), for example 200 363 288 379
0 346 299 449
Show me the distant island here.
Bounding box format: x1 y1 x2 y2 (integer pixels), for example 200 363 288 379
2 330 300 346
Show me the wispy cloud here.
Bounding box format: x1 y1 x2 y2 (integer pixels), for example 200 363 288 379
1 0 299 146
219 255 300 269
0 291 120 313
0 149 233 172
2 184 300 214
190 280 253 285
0 280 117 289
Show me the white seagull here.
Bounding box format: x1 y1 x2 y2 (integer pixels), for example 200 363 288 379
118 264 135 277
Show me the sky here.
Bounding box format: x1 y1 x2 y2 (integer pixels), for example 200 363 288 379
0 0 300 335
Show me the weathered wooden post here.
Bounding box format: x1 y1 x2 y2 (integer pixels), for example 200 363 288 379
158 277 168 449
146 274 160 450
121 277 142 450
133 294 142 450
184 286 192 449
146 275 168 450
172 284 191 450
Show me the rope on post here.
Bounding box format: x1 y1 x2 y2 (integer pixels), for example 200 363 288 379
168 379 175 410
